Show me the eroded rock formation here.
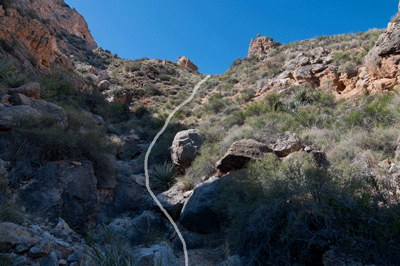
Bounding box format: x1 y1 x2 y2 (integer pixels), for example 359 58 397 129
248 34 280 57
177 56 198 71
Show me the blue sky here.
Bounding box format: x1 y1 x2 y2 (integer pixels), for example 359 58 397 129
65 0 398 75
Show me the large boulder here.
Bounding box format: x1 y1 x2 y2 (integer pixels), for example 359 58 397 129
153 183 189 219
125 211 166 246
109 174 150 215
179 173 240 233
134 242 182 266
16 161 107 234
0 94 66 130
0 104 41 130
271 131 302 157
171 129 204 174
98 80 111 92
216 139 273 173
116 133 142 160
365 4 400 81
8 82 41 99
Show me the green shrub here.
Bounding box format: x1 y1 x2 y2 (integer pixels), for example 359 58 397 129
219 155 400 265
40 63 74 100
149 162 177 191
124 61 141 72
203 94 229 114
8 111 115 189
158 74 171 81
145 83 162 96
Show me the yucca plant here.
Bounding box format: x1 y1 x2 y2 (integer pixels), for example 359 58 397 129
150 162 177 191
0 59 15 78
2 73 26 88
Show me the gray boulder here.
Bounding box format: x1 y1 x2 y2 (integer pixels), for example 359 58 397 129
0 222 38 250
0 94 66 130
179 174 235 233
134 242 182 266
98 80 111 92
39 251 59 266
216 139 273 173
110 174 150 215
116 134 142 160
125 211 166 245
153 183 186 219
16 161 106 234
0 105 41 130
171 129 204 173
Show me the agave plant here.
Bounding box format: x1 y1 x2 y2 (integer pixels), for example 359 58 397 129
150 162 177 191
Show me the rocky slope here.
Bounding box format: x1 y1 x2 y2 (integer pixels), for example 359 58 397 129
2 0 400 265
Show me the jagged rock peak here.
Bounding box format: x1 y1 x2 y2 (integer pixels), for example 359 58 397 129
248 34 280 57
177 56 198 71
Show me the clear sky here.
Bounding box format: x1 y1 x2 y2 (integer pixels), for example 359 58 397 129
65 0 398 75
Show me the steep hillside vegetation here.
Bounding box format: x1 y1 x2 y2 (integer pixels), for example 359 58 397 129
1 0 400 265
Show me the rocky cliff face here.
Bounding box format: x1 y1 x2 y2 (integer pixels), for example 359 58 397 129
0 0 97 73
364 3 400 91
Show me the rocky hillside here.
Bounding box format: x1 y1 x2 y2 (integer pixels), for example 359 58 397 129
2 0 400 266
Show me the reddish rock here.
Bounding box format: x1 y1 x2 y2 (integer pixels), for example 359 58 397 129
177 56 198 71
248 35 280 57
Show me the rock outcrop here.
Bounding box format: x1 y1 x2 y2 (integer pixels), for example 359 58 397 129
171 129 204 174
0 0 97 72
364 3 400 88
216 139 273 173
177 56 198 71
248 34 280 57
0 92 66 131
271 131 302 157
16 160 113 234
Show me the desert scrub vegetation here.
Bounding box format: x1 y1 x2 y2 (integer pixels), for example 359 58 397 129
5 111 116 189
214 153 400 265
40 63 130 124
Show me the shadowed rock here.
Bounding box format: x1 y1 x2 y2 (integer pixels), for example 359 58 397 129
216 139 273 173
